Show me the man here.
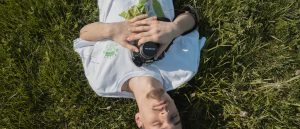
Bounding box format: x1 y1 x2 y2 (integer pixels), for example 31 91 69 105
126 76 182 128
74 0 205 128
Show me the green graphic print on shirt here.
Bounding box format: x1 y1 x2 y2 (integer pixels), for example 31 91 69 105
103 43 118 58
119 0 165 20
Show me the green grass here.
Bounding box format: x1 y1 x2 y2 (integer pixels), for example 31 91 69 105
0 0 299 128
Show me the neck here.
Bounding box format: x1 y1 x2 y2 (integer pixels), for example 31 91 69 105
129 82 155 103
127 77 164 105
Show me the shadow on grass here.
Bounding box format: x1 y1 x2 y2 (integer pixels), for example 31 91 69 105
168 1 233 128
169 84 225 129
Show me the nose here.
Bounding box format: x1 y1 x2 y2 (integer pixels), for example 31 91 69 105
160 107 169 116
159 110 175 129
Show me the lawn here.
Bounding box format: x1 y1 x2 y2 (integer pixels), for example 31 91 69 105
0 0 299 128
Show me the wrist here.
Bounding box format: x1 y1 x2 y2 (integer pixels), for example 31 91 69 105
99 23 117 39
171 22 182 38
106 23 115 39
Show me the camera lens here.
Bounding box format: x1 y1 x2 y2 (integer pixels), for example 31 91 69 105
140 42 159 59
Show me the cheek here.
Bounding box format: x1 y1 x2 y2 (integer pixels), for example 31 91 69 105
141 112 159 125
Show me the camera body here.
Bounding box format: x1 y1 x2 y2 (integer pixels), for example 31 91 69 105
132 17 170 67
132 42 160 66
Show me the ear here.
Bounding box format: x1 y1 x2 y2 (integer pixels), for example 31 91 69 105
135 112 143 128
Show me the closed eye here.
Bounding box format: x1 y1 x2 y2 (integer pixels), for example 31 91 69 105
170 114 177 121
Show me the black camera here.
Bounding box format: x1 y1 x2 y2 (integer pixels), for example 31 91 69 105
132 42 159 66
132 17 170 67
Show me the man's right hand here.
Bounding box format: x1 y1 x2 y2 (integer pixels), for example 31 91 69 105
109 21 138 52
110 14 149 52
80 14 150 52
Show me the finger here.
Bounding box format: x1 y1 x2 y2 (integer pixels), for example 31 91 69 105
137 33 162 46
155 45 168 59
121 41 139 52
133 16 157 26
129 26 151 33
127 33 137 41
128 32 152 43
129 14 148 23
148 16 157 21
137 36 153 46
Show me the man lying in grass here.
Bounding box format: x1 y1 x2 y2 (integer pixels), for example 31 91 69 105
74 0 205 128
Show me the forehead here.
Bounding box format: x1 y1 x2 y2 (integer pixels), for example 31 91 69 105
143 114 182 129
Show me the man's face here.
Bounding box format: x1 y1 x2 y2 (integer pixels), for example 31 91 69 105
135 88 182 129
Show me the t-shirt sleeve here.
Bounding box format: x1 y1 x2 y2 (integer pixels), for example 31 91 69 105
73 38 96 55
73 38 97 67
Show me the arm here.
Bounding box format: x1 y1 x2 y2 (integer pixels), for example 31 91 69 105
80 22 114 41
173 12 196 36
79 22 138 52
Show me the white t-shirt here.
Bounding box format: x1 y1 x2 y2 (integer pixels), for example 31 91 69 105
74 0 206 98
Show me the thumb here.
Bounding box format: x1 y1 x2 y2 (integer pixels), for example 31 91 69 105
155 45 167 59
122 41 139 52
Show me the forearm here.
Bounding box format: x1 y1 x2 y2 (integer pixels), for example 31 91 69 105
172 12 196 37
80 22 114 41
79 21 138 51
